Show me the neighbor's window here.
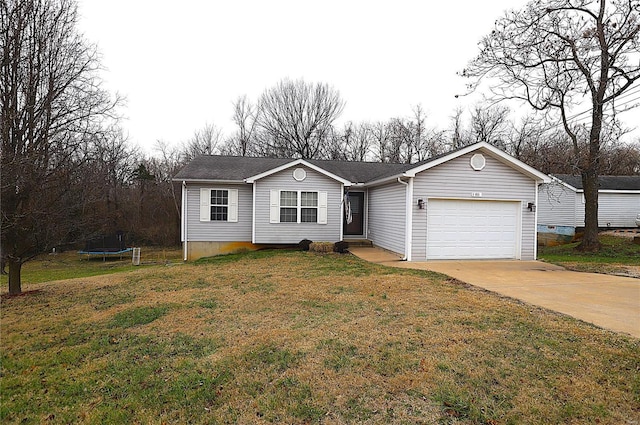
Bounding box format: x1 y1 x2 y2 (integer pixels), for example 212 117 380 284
300 191 318 222
280 190 298 222
211 189 228 221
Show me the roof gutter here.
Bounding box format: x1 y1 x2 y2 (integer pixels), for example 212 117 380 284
364 172 411 188
172 178 246 184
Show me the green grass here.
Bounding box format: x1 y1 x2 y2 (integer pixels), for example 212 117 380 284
1 250 638 424
538 235 640 275
539 235 640 263
0 247 183 286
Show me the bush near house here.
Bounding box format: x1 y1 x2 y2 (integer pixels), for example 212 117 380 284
298 239 313 251
309 242 334 253
333 241 349 253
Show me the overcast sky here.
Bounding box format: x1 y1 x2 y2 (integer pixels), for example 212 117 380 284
77 0 639 153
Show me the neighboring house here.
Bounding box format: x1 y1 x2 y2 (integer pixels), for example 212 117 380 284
537 174 640 244
173 142 550 261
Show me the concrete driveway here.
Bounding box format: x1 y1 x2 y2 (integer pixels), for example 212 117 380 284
349 247 640 338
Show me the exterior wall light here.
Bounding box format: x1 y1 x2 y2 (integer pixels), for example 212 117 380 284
417 198 425 209
527 202 536 212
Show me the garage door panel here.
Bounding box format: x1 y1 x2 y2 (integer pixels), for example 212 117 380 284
427 199 519 260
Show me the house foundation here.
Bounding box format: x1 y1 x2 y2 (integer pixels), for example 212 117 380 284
185 241 263 261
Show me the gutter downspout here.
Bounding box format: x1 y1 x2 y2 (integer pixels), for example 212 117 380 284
534 180 540 260
397 177 413 261
182 181 187 262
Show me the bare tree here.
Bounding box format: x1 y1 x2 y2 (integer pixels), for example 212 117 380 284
1 0 121 294
182 123 223 161
344 122 374 161
599 141 640 174
223 95 259 156
448 107 472 150
463 0 640 251
506 114 543 160
405 104 445 161
257 78 345 159
371 121 392 162
470 104 511 149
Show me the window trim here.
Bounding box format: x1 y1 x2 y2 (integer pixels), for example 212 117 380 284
270 190 327 224
210 189 229 221
199 188 238 222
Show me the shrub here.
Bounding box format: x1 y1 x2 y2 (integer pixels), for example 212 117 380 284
298 239 313 251
333 241 349 254
309 242 334 253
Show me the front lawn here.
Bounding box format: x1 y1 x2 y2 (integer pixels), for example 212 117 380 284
1 250 638 424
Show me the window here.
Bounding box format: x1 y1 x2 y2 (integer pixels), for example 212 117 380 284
270 190 327 224
280 191 297 222
300 191 318 222
210 190 228 221
200 188 238 222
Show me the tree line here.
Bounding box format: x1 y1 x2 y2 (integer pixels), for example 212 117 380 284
2 0 639 293
204 88 640 176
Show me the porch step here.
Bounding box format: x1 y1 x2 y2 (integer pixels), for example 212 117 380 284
343 239 373 247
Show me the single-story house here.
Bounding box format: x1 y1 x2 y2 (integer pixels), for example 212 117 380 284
173 142 551 261
537 174 640 244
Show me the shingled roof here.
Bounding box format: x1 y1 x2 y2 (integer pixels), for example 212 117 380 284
173 142 551 185
553 174 640 191
173 155 414 184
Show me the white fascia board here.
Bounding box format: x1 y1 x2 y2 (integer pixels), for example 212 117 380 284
172 178 246 185
245 159 352 186
405 142 551 183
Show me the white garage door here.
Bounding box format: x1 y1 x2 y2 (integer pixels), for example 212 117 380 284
426 199 520 260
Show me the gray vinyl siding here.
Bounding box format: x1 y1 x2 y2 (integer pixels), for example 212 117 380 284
186 184 252 241
367 182 406 255
253 166 342 244
537 183 578 227
411 153 538 261
539 186 640 228
577 192 640 228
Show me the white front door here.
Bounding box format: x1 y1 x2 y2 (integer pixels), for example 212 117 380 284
426 199 520 260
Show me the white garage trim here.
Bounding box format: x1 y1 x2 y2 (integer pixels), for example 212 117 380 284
426 198 522 260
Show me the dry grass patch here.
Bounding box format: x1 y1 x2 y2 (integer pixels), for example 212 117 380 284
1 250 639 424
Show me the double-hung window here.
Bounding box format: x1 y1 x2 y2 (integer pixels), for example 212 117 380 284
270 190 327 224
211 190 228 221
300 191 318 222
280 191 298 222
200 188 238 222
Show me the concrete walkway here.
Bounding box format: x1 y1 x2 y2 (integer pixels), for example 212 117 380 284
349 246 640 338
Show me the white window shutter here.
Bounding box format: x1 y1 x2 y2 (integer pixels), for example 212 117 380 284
270 190 279 223
318 191 327 224
200 188 210 221
228 189 238 222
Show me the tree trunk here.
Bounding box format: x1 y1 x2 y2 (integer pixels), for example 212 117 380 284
577 106 603 252
578 169 601 252
8 259 22 295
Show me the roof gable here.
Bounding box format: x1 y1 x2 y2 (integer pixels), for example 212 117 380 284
404 142 551 183
245 159 352 185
